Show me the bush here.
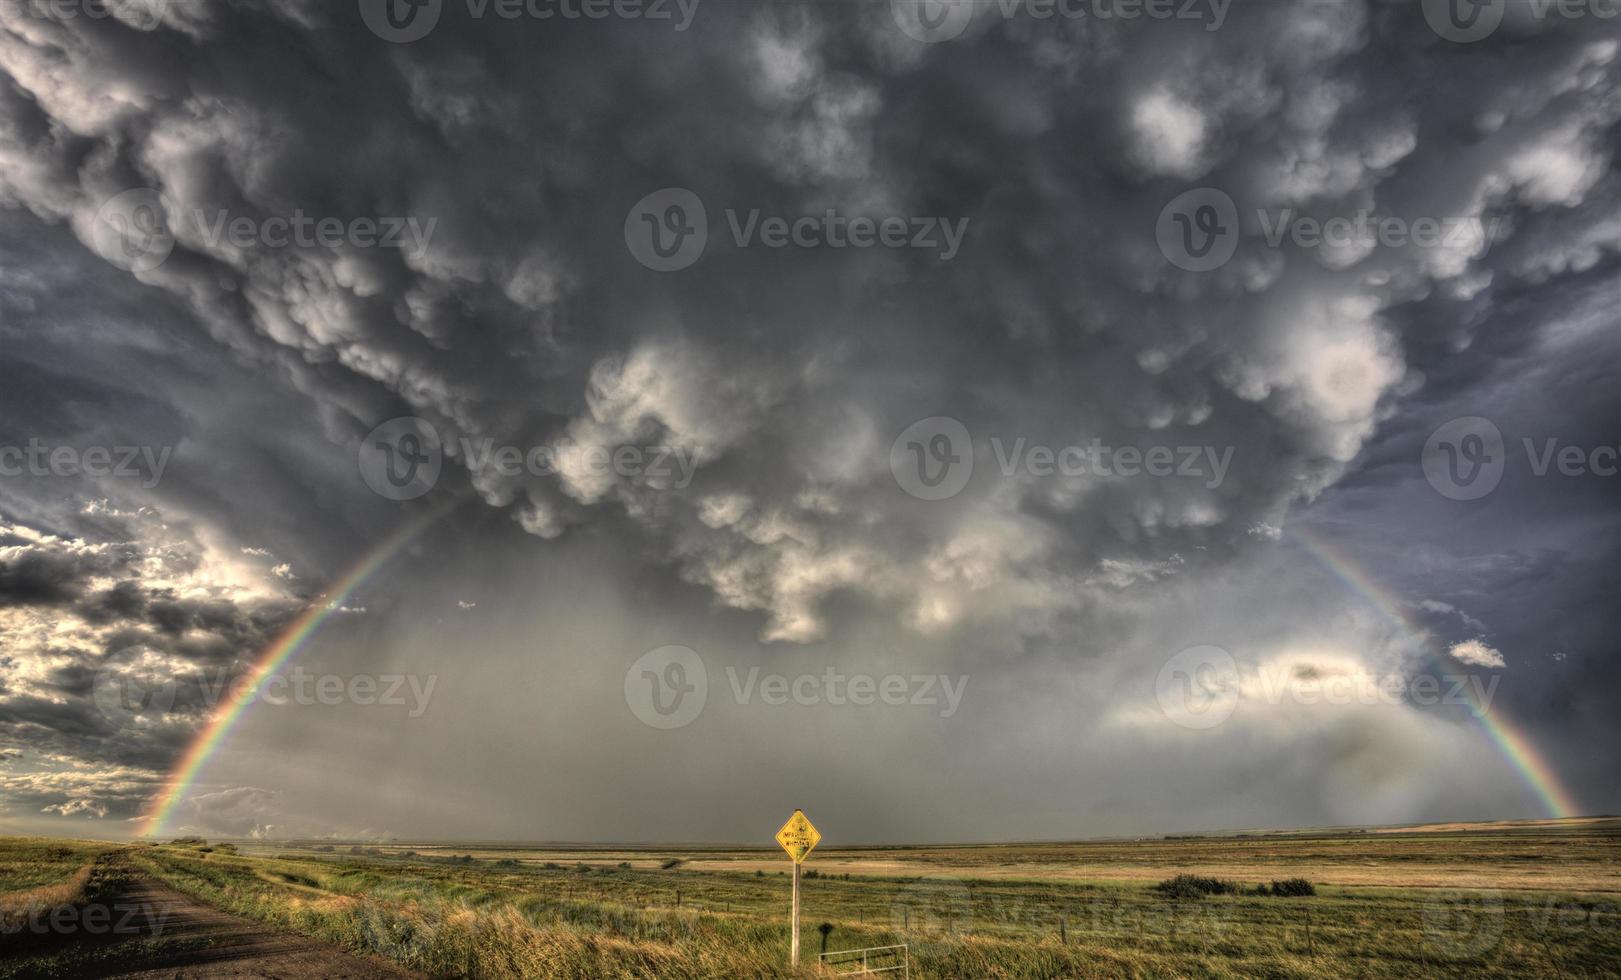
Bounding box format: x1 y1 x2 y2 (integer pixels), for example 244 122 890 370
1265 877 1316 897
1154 874 1239 899
661 858 684 870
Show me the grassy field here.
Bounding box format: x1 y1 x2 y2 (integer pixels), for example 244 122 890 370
3 818 1619 977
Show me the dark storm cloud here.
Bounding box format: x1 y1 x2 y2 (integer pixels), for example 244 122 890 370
0 0 1617 833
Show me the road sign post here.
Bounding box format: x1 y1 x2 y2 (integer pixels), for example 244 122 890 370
775 809 821 967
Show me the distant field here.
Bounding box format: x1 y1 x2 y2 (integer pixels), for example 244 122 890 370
4 818 1620 977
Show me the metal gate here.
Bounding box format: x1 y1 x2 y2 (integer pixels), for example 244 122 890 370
818 943 909 976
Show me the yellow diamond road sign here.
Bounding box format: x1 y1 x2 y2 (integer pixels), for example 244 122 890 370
775 809 821 863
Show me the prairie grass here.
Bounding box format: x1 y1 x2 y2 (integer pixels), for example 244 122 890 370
5 825 1620 978
127 832 1621 979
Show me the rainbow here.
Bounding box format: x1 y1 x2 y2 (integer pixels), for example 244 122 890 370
138 508 448 837
1289 525 1582 821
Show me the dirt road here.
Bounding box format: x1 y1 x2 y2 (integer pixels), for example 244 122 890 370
77 875 426 979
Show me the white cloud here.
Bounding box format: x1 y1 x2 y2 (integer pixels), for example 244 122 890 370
1449 639 1507 669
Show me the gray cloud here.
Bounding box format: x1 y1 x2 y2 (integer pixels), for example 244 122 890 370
0 0 1616 838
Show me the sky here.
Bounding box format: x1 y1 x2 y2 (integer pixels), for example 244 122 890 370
0 0 1617 844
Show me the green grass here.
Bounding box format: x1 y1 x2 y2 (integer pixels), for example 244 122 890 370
0 837 116 892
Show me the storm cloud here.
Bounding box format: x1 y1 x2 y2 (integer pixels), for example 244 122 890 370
0 0 1617 840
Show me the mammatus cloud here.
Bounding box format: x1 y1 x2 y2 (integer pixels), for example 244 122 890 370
0 1 1616 836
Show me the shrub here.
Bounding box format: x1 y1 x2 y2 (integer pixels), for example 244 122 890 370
661 858 684 870
1154 874 1239 899
1266 877 1316 897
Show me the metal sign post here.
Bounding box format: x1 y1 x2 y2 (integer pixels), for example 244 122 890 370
775 808 822 967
